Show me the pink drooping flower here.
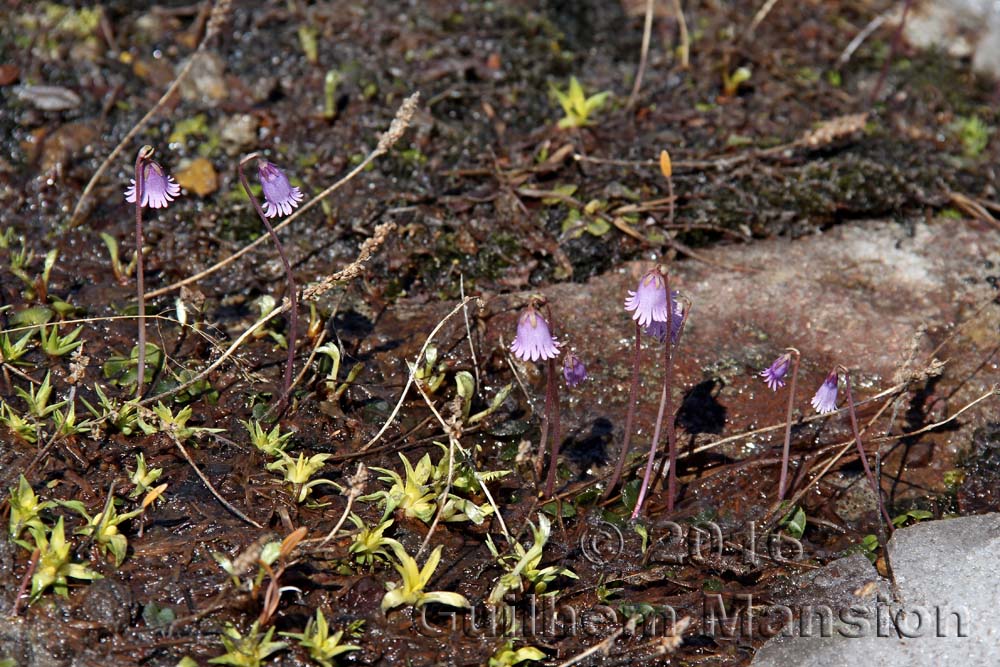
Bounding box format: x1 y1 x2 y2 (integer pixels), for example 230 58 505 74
811 370 839 414
625 268 669 327
510 306 560 362
258 160 303 218
761 352 793 391
124 160 180 209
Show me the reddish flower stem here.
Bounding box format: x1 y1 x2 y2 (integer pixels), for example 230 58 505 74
133 145 153 398
11 546 40 616
544 356 563 497
777 348 801 501
632 274 679 518
841 366 893 531
238 155 298 416
603 322 642 500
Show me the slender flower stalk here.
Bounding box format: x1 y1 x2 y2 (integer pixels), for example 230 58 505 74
761 348 801 500
839 366 893 531
510 300 562 497
543 353 562 498
632 287 688 519
605 266 669 500
238 154 301 414
132 147 151 398
602 322 642 500
125 145 180 397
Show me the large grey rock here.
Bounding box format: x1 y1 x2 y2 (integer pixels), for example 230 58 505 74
751 513 1000 666
905 0 1000 78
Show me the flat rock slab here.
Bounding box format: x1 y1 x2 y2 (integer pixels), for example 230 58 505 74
751 513 1000 666
373 217 998 517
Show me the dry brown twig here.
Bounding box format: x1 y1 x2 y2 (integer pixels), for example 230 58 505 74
573 112 868 173
359 296 479 452
626 0 656 109
747 0 782 37
314 463 368 548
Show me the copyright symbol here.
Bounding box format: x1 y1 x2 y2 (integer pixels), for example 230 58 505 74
580 521 624 565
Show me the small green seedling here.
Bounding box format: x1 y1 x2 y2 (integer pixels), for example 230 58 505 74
411 344 446 395
139 402 223 443
892 509 934 528
721 66 752 97
58 495 145 566
348 514 395 567
52 400 92 438
859 534 880 563
243 419 293 457
7 239 35 287
365 453 438 522
551 76 610 129
251 295 287 348
381 540 470 613
81 385 140 435
486 513 577 604
33 248 58 302
14 372 66 419
323 70 342 121
16 517 103 601
0 401 39 443
129 453 164 498
266 452 337 503
8 474 55 538
99 232 133 284
315 341 363 401
0 329 36 365
488 642 546 667
281 609 360 667
440 443 511 495
208 621 287 667
954 115 991 157
779 505 807 540
40 324 83 357
102 343 163 387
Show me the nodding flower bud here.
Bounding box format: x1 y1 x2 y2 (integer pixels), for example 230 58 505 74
643 291 684 344
258 160 303 218
811 370 839 414
760 352 793 391
510 306 560 362
624 267 669 327
562 352 587 388
125 159 180 209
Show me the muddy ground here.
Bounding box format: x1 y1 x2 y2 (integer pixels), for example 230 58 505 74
0 0 999 665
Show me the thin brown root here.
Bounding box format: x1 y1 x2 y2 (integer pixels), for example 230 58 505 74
170 431 262 529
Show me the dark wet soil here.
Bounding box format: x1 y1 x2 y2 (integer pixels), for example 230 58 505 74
1 0 999 665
